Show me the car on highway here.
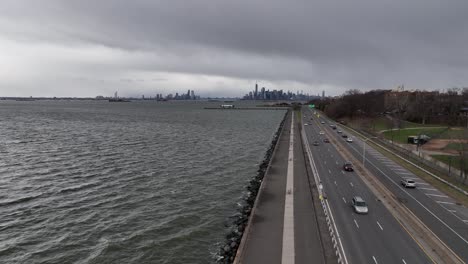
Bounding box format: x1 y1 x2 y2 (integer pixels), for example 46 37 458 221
337 130 342 134
313 141 319 146
352 196 368 214
401 178 416 188
304 123 309 126
321 121 325 124
323 138 330 143
346 137 353 143
343 162 354 171
342 134 348 138
319 131 325 135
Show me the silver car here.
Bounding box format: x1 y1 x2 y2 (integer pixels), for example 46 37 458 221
352 196 368 214
401 178 416 188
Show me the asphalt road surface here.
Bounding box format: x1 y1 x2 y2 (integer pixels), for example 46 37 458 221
302 109 433 264
309 108 468 262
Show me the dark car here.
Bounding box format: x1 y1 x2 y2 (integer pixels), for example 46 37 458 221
343 162 353 171
313 141 319 146
323 138 330 143
342 134 348 138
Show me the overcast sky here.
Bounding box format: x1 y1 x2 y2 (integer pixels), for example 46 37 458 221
1 0 467 97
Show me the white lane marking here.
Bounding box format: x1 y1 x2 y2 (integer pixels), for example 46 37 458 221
345 140 468 244
334 181 337 186
448 209 457 213
415 182 430 185
354 219 359 228
342 197 346 203
377 221 383 230
324 161 327 164
372 256 378 264
426 193 449 198
463 220 468 223
418 187 437 191
341 171 345 174
282 113 295 264
328 169 332 174
437 201 455 205
402 259 407 264
336 161 339 165
350 182 354 187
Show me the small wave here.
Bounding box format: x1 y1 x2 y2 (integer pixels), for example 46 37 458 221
58 182 100 194
0 194 43 207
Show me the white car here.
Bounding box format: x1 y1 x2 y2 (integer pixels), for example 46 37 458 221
401 178 416 188
304 123 309 126
352 196 368 214
346 138 353 143
319 131 325 135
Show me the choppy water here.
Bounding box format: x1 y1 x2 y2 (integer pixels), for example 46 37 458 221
0 100 286 264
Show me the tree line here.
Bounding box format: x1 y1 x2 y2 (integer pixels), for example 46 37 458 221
311 88 468 126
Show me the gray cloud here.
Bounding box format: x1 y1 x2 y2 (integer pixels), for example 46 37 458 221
1 0 467 97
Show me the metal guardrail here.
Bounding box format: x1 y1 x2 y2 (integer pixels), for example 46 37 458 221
301 122 348 264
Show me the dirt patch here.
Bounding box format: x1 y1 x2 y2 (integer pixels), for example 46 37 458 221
422 139 468 155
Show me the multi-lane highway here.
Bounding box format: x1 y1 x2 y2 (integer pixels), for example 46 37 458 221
303 107 468 263
302 109 432 263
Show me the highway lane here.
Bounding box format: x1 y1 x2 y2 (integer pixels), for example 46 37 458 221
311 110 468 262
302 110 432 263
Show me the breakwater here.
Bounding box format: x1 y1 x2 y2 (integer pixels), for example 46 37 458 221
215 110 289 263
204 107 287 110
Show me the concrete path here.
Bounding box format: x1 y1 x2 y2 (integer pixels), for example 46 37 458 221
237 111 327 264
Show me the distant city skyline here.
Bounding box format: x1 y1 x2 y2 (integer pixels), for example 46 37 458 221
1 1 468 97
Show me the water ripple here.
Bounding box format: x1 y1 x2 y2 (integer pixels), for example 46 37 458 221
0 100 285 263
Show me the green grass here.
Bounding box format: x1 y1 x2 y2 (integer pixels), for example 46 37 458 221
445 143 468 151
400 120 442 129
382 127 447 144
439 127 468 139
371 117 392 131
431 155 468 171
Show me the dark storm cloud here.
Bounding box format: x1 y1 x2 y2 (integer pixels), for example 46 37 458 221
1 0 468 96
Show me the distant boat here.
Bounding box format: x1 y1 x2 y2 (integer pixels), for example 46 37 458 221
109 98 130 102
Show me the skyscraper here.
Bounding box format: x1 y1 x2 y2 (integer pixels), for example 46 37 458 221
322 90 325 98
254 83 258 99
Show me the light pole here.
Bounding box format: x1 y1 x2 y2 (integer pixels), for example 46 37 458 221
362 136 378 168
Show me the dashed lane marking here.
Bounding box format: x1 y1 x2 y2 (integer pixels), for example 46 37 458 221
437 201 455 205
354 219 359 228
342 197 346 203
377 221 383 230
426 193 449 198
372 256 378 264
402 259 407 264
350 182 354 187
414 182 430 185
418 187 437 191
